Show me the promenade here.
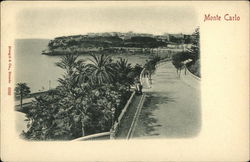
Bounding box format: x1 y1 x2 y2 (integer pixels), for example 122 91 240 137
15 62 201 139
131 61 201 139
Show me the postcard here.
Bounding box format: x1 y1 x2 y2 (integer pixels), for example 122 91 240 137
1 1 249 161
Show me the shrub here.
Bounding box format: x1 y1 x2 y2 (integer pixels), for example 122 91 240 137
188 59 200 77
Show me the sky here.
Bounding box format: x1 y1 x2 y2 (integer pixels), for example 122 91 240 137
16 4 198 39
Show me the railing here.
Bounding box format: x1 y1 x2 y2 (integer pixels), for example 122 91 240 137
110 65 146 139
71 90 136 141
186 66 201 81
126 94 145 139
139 68 146 85
15 90 48 101
15 102 33 111
71 132 111 141
70 58 201 141
110 91 136 139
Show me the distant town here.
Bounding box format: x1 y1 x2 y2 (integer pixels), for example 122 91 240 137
43 31 195 55
16 27 200 141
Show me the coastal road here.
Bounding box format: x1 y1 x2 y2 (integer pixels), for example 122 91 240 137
15 98 34 111
15 98 34 106
131 61 201 139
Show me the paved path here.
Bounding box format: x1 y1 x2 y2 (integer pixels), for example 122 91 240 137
132 61 201 139
15 98 34 106
15 91 48 106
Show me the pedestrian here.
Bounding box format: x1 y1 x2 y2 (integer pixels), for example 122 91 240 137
138 82 143 94
134 79 139 95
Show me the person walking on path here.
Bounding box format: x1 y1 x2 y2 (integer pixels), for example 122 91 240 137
138 82 143 94
134 78 142 95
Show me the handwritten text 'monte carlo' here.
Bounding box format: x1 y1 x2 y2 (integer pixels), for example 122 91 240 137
204 14 240 22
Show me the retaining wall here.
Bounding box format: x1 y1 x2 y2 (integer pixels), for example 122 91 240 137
110 91 136 139
186 67 201 81
110 65 147 139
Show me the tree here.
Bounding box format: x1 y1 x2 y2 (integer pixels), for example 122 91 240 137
55 53 79 75
23 89 66 140
190 27 200 63
186 27 201 77
144 56 161 79
132 64 143 77
88 53 114 85
172 52 187 77
22 53 143 140
23 53 123 140
114 58 133 90
75 59 91 85
15 83 31 109
23 54 92 140
56 54 91 137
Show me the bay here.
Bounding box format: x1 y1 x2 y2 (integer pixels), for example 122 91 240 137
15 39 149 92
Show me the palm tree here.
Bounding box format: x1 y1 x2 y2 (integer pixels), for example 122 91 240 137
56 54 91 137
56 54 77 95
115 58 133 89
115 58 132 75
88 53 114 85
55 53 79 75
75 59 91 87
15 83 31 109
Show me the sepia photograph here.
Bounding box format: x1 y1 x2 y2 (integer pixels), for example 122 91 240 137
1 1 249 161
14 4 200 141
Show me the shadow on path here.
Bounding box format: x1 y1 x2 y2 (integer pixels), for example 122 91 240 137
132 62 201 139
133 91 201 138
133 92 175 137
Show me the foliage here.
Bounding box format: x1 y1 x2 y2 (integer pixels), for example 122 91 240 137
188 59 200 77
187 27 200 77
45 32 195 56
169 35 184 44
144 55 161 78
22 53 141 140
47 35 168 53
55 53 79 74
15 83 31 109
132 64 144 77
88 53 114 85
190 27 200 62
124 36 165 48
15 83 31 98
113 58 133 87
22 89 73 140
171 27 200 77
172 52 190 70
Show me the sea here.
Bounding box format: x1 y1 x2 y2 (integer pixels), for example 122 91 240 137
15 39 149 92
